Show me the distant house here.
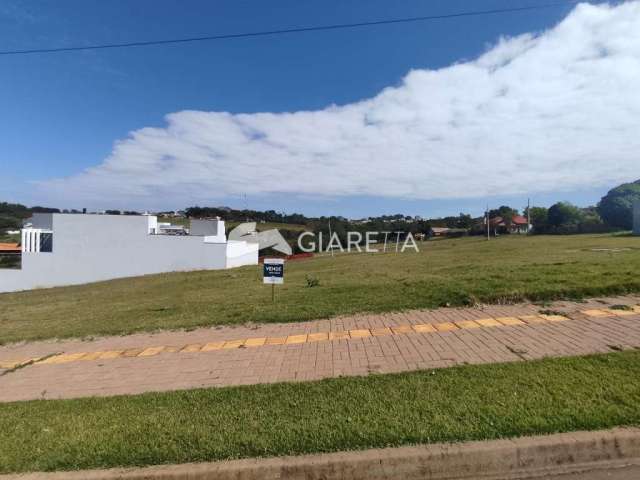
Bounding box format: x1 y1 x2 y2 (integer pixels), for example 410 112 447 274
511 215 531 234
0 243 21 254
428 227 468 238
429 227 450 237
489 215 531 234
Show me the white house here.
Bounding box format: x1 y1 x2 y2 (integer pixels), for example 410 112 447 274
0 214 258 293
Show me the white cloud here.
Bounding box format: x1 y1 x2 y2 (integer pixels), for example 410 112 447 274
40 2 640 207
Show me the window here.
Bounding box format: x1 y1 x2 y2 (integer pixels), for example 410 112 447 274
39 232 53 252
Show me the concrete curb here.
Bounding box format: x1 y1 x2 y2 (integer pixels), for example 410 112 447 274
5 427 640 479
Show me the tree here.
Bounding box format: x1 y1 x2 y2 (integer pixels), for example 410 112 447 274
31 206 60 213
524 206 549 232
597 179 640 229
547 202 583 228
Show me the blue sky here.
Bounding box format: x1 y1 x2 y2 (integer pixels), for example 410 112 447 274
1 0 637 218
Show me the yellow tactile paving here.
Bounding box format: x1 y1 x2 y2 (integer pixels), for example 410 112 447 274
329 331 350 340
285 334 308 344
496 317 525 326
0 359 30 369
539 314 568 322
16 305 631 369
38 352 88 364
222 339 245 349
121 348 143 357
138 346 165 357
455 320 481 329
370 327 393 336
180 344 203 353
414 323 438 333
99 350 124 359
391 325 414 334
80 351 105 361
476 318 502 327
607 309 636 316
201 341 225 351
582 309 615 317
244 337 267 347
434 322 458 332
349 329 371 338
307 332 329 342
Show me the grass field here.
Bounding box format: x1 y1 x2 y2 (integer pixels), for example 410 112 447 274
1 234 639 344
1 350 639 473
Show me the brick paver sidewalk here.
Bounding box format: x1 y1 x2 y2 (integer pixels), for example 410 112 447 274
1 295 640 402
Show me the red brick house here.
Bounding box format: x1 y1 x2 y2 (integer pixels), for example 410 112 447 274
489 215 530 234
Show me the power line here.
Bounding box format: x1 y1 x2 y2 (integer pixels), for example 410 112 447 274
0 1 583 57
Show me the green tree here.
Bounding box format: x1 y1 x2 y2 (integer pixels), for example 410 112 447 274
597 179 640 229
547 202 583 228
524 206 549 231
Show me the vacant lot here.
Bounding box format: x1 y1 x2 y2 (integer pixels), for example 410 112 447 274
1 351 639 474
1 234 639 343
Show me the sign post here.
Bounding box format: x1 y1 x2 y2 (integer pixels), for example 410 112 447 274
263 258 284 302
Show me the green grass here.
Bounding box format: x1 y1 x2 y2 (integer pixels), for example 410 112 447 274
1 234 639 344
1 350 639 473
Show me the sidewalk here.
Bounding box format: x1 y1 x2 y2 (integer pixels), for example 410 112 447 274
1 295 640 402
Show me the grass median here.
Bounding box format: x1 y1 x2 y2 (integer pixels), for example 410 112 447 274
1 234 640 344
1 350 640 473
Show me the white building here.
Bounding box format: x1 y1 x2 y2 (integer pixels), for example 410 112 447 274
0 214 258 293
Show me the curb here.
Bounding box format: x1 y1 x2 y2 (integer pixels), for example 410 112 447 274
4 427 640 479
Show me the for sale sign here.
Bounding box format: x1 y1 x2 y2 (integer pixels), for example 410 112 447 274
263 258 284 284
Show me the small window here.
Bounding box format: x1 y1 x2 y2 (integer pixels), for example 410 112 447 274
39 233 53 252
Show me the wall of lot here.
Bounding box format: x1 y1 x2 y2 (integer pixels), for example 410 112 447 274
0 214 256 293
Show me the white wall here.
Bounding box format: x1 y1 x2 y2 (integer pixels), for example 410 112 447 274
0 214 257 293
226 240 259 268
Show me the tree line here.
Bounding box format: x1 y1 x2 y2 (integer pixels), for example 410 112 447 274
2 179 638 237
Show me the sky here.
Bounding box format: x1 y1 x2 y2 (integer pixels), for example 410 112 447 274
1 0 638 218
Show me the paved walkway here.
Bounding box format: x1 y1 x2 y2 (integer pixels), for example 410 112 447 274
1 295 640 402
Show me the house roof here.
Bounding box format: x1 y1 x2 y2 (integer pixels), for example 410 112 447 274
0 243 20 252
490 215 529 226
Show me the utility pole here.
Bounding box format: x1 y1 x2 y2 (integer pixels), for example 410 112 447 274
328 216 334 257
486 204 490 240
527 198 531 234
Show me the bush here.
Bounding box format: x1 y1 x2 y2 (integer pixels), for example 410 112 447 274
305 275 320 288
